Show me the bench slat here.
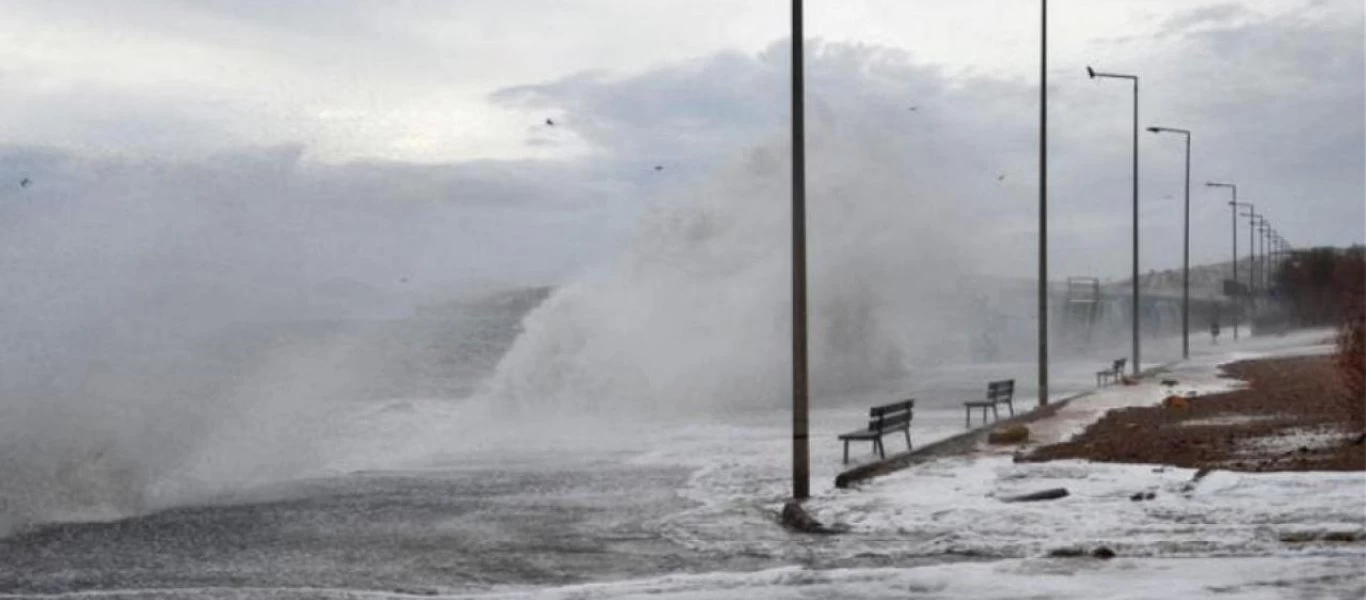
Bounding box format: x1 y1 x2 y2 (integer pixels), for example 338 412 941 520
987 379 1014 403
837 429 882 440
869 412 912 431
869 399 914 417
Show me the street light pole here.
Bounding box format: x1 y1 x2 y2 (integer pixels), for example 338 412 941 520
1231 200 1253 330
1260 223 1267 289
1259 221 1271 291
1207 182 1239 340
1273 236 1281 280
789 0 809 501
1249 213 1266 314
1240 207 1257 299
1267 236 1278 280
1256 225 1267 291
1087 65 1141 376
1254 217 1266 293
1149 126 1191 358
1274 236 1283 276
1038 0 1049 407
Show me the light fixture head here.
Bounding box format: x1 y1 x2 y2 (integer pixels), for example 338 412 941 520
1086 66 1096 79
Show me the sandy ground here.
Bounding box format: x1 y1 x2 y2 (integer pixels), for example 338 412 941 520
1025 354 1365 471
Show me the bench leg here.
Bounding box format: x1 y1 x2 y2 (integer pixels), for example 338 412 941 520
904 429 912 451
876 438 885 460
1006 401 1015 417
991 403 999 422
965 405 971 428
843 440 849 464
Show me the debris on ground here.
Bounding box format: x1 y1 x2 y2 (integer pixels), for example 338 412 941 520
987 424 1030 445
1000 487 1069 503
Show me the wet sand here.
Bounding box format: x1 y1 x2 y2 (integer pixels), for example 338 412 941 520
1025 355 1366 471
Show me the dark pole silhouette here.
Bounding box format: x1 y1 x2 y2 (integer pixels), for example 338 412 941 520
1087 65 1140 375
1258 222 1266 290
789 0 809 501
1038 0 1049 407
1241 210 1260 316
1231 201 1253 330
1207 182 1239 340
1255 217 1267 295
1149 127 1191 358
1240 206 1257 300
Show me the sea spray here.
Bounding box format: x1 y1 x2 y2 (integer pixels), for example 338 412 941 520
481 119 1011 418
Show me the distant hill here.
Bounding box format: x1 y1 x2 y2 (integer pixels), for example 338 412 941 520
1104 257 1264 300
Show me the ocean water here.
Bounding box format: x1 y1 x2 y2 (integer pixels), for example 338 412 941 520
0 273 1266 598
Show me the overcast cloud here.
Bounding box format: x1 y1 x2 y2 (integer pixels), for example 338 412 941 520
0 0 1360 287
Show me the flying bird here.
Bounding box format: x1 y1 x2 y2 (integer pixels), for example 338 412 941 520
653 165 664 172
545 118 555 126
996 174 1006 182
18 177 30 188
908 105 919 112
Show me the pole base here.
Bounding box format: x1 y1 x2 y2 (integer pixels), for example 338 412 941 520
780 500 846 534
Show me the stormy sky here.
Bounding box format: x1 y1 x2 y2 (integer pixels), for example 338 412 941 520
0 0 1361 292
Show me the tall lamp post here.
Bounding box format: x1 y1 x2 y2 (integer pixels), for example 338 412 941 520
1254 217 1267 292
1149 126 1191 358
1207 182 1239 340
1231 200 1254 333
1259 221 1272 291
1273 235 1283 275
1239 206 1258 299
1249 213 1266 311
790 0 809 500
1270 236 1277 279
1038 0 1049 407
1087 65 1141 375
1276 236 1284 277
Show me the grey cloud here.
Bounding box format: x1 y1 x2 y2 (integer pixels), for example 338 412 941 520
0 144 638 312
1152 2 1363 248
494 13 1359 277
1160 3 1254 34
1 1 1360 286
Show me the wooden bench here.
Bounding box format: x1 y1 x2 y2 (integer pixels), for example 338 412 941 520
837 399 913 464
964 379 1015 427
1096 358 1127 386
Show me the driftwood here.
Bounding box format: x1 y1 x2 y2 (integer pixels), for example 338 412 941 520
1000 487 1069 503
1047 545 1117 559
